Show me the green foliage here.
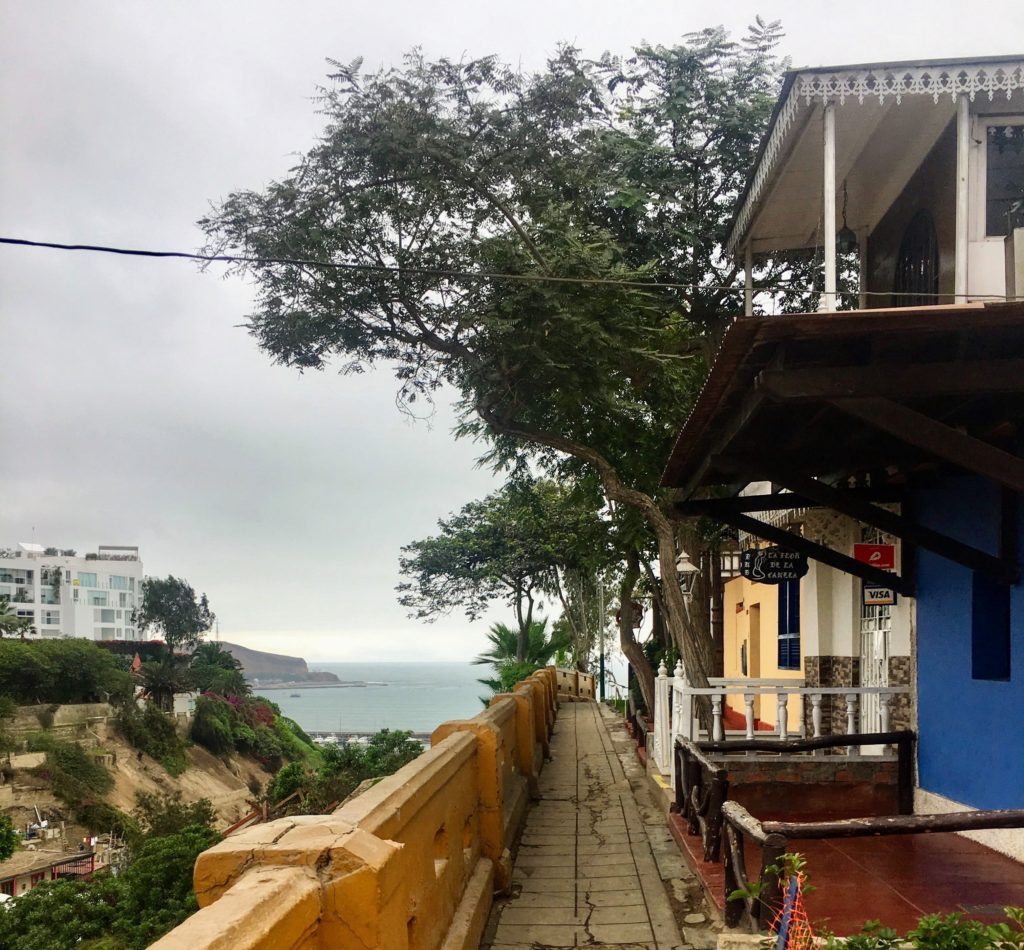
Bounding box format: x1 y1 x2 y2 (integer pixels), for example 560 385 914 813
398 478 609 661
0 813 18 861
190 642 249 696
272 730 424 815
138 652 192 713
116 703 190 776
0 594 33 637
199 28 805 694
29 733 113 803
131 791 216 844
0 638 133 705
0 825 219 950
134 576 215 652
474 618 566 701
189 693 316 769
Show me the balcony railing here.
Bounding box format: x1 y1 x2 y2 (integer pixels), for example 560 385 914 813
649 662 911 783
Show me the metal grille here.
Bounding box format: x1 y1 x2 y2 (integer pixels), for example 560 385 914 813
860 527 893 732
893 210 939 306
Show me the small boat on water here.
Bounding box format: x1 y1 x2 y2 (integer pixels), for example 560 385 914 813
289 692 301 698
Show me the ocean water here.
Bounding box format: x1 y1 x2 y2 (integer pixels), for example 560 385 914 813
261 662 487 734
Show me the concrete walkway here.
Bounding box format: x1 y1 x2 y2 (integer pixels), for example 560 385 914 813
484 702 714 950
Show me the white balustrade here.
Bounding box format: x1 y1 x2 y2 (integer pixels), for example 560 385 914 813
668 678 910 759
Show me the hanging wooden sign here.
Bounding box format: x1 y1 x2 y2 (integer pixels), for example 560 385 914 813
740 547 808 584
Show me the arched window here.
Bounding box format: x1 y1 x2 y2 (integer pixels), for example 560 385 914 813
893 210 939 307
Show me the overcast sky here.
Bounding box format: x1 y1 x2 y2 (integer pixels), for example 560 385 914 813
3 2 1022 663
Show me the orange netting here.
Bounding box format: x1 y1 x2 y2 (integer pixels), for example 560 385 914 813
769 874 815 950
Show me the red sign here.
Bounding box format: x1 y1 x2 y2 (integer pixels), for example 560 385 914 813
853 543 895 570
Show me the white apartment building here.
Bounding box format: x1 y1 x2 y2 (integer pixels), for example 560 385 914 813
0 543 145 641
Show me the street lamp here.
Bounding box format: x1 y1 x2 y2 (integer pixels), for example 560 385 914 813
676 550 700 595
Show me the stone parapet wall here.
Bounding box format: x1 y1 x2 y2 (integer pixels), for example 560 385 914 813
152 666 565 950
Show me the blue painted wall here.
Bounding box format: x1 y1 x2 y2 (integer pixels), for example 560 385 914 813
914 476 1024 809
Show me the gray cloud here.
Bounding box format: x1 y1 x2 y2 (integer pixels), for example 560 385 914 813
3 0 1022 661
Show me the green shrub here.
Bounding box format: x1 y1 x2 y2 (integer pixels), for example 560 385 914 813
190 696 234 755
0 639 133 705
117 704 189 776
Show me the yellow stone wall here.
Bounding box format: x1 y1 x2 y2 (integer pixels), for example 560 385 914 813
152 666 587 950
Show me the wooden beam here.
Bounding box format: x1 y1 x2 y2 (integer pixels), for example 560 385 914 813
674 389 767 499
710 510 913 595
676 487 903 516
830 397 1024 493
758 360 1024 401
761 462 1019 584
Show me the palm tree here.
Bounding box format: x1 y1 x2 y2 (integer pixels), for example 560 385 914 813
474 619 567 699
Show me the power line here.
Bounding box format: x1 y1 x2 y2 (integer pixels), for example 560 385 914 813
0 235 1013 302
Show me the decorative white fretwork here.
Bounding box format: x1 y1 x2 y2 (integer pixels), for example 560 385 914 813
802 508 856 553
727 59 1024 254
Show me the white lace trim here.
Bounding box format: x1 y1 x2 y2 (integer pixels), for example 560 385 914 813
728 60 1024 253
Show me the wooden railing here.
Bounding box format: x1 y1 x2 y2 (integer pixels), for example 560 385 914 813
673 731 917 866
151 667 573 950
722 799 1024 930
672 739 728 861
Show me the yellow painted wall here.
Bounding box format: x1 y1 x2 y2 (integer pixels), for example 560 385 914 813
722 575 804 730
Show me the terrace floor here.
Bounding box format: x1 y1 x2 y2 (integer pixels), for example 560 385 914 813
484 702 710 949
671 805 1024 935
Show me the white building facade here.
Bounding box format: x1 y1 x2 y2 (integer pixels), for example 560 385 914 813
0 543 144 641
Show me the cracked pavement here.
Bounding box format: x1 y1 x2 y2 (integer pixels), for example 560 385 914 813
483 702 711 950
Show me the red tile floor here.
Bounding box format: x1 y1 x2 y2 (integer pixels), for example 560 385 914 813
670 811 1024 935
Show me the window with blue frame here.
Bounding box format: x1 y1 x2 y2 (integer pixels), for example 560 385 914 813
777 579 801 670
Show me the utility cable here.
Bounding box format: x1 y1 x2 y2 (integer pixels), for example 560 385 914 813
0 235 1014 302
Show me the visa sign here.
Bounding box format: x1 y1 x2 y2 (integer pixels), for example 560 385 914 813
853 543 896 570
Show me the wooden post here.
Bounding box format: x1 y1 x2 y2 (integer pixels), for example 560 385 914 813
897 733 915 816
723 827 746 928
757 833 788 926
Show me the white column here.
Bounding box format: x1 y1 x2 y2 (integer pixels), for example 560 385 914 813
777 692 789 740
653 660 670 774
711 694 724 742
845 693 859 736
744 693 755 740
955 94 970 302
858 235 869 310
810 694 823 740
744 243 754 316
880 693 892 734
823 102 837 312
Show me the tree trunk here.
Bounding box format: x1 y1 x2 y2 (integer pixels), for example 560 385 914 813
619 552 655 714
476 405 716 707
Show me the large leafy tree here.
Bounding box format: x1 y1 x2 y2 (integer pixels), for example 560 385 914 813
200 24 791 705
134 576 215 652
398 477 609 660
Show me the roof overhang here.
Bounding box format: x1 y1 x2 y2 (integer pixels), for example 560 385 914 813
661 302 1024 590
728 56 1024 256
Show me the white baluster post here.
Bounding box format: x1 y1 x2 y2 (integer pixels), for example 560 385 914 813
744 693 755 740
712 693 724 742
653 660 669 774
880 692 892 734
845 693 859 737
674 660 692 741
810 694 823 740
777 692 789 740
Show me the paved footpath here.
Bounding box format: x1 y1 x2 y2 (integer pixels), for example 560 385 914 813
483 702 718 950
